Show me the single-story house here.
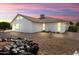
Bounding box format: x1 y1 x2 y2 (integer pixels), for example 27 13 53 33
11 14 69 33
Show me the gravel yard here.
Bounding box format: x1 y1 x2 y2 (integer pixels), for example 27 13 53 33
0 32 79 55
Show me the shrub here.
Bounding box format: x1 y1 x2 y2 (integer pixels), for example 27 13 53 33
41 30 52 33
0 22 12 32
67 26 78 32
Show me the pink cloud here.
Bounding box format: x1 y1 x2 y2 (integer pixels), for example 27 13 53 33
49 15 79 21
0 3 79 22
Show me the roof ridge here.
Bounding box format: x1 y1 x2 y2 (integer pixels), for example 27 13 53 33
18 14 37 19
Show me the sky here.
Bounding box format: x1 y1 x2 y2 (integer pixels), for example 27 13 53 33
0 3 79 22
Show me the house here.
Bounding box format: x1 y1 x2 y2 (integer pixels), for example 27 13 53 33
11 14 69 33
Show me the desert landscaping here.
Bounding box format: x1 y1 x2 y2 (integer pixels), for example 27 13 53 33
0 31 79 55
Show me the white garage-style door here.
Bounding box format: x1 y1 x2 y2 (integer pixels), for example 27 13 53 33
45 22 67 33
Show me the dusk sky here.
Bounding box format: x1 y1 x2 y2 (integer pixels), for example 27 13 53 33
0 3 79 22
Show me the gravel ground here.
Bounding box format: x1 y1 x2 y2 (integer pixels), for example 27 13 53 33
0 32 79 55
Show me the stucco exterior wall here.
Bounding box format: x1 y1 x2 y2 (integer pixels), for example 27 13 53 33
12 17 33 33
32 22 43 32
45 22 68 33
12 16 68 33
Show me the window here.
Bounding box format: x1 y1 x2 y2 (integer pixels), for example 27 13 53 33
43 23 45 30
20 16 23 19
12 24 20 31
15 24 19 29
57 23 61 32
17 17 20 20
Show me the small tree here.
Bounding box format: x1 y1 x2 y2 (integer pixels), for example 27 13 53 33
0 22 12 32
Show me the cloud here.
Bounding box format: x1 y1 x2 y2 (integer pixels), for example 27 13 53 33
0 3 79 21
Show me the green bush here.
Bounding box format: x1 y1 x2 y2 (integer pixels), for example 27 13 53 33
67 26 78 32
41 30 46 32
0 22 12 31
76 22 79 27
41 30 52 33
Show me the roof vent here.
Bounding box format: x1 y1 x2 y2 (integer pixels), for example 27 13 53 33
39 14 45 20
